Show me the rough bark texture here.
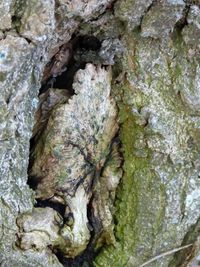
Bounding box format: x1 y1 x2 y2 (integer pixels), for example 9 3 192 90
0 0 200 267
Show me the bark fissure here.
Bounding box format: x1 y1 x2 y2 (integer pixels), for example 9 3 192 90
20 23 122 263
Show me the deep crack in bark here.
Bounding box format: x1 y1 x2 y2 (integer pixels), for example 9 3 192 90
25 32 122 265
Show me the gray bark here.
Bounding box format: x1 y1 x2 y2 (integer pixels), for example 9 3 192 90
0 0 200 266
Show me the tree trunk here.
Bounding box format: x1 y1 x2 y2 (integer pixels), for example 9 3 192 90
0 0 200 266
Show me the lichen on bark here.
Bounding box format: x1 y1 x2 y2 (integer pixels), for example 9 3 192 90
0 0 200 266
0 0 121 265
95 3 200 267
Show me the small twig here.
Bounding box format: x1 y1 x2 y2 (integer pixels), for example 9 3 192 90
140 243 193 267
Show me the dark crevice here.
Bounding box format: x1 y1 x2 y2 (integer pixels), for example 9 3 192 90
169 218 200 266
184 0 200 7
106 0 118 15
171 6 190 45
110 134 124 239
9 14 32 44
10 1 32 42
26 28 121 266
27 174 40 191
55 246 100 267
35 198 66 220
39 35 102 95
75 35 101 51
139 0 158 30
174 5 190 33
144 0 158 15
5 94 12 105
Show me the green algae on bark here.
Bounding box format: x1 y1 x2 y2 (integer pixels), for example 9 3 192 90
0 0 123 265
95 20 200 266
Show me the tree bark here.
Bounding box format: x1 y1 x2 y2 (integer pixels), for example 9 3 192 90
0 0 200 266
